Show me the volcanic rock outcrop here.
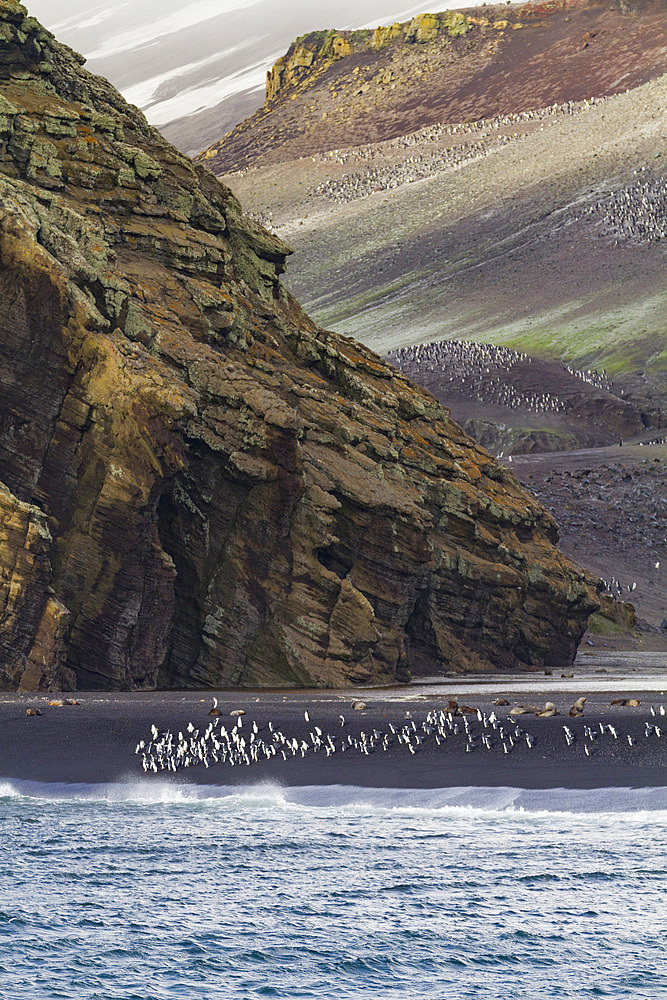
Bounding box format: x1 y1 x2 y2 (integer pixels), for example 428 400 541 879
0 2 598 691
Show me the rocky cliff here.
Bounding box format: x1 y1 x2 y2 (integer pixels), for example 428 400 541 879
0 1 599 691
264 11 474 104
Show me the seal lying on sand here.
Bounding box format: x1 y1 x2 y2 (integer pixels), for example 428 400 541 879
537 702 558 718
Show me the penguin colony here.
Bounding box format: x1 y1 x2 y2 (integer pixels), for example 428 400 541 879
581 174 667 246
135 709 537 774
571 706 665 756
311 97 607 205
387 338 611 416
314 139 500 203
134 703 665 775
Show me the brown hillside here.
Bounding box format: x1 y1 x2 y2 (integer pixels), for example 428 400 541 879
198 0 667 174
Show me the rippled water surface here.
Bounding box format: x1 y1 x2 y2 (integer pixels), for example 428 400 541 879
1 782 666 999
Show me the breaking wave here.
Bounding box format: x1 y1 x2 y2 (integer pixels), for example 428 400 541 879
1 778 665 815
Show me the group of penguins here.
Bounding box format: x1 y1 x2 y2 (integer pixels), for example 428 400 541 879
312 97 608 207
388 337 608 418
134 702 666 775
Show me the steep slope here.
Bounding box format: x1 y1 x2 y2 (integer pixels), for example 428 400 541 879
223 74 667 429
26 0 468 155
199 0 667 174
0 1 598 692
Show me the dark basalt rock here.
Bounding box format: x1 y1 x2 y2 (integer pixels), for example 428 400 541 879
0 1 598 691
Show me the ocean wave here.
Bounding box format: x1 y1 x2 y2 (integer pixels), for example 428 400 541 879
1 779 666 815
0 781 21 799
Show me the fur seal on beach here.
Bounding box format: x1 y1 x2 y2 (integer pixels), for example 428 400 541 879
568 697 586 718
537 702 558 717
26 708 41 716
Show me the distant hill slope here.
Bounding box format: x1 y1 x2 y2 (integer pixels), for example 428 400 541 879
223 73 666 430
199 0 667 173
25 0 470 155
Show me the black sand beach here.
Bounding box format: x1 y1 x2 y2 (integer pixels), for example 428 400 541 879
1 655 665 791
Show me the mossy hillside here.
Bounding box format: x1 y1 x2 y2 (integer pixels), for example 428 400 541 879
483 315 667 381
264 8 483 104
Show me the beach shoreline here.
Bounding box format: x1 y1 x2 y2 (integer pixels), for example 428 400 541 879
1 661 665 791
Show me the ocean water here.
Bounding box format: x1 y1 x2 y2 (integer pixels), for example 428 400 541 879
1 782 666 1000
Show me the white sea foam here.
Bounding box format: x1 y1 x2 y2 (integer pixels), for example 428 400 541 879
0 781 21 799
2 779 666 815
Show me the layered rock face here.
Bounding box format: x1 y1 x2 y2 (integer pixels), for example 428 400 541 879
0 1 599 691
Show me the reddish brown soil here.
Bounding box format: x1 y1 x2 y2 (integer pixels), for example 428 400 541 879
203 0 667 173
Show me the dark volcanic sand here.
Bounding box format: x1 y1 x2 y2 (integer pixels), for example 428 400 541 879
2 666 665 791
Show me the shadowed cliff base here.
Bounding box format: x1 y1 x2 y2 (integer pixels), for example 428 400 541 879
0 1 600 693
